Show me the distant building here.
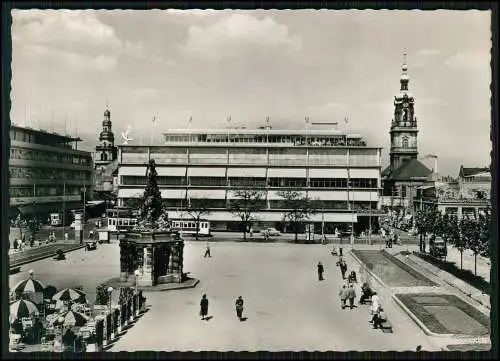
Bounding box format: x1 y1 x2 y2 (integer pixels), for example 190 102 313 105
94 108 118 193
458 166 491 200
116 126 384 234
9 124 93 221
381 53 432 209
414 166 490 219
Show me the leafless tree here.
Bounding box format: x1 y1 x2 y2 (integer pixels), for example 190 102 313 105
187 198 212 240
229 183 266 241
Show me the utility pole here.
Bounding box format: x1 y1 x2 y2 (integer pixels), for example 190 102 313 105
82 185 86 245
369 189 372 245
62 180 66 242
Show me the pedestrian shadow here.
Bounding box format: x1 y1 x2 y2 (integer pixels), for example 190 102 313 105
204 316 214 321
240 317 248 322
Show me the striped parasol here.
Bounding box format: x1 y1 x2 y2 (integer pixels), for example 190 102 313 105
10 299 39 320
12 271 45 295
49 310 89 327
52 288 86 303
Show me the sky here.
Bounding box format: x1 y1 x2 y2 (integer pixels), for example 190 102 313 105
10 9 492 177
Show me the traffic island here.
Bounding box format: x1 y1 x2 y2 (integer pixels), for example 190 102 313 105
394 293 490 337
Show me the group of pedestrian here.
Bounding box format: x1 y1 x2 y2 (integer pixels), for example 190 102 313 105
199 294 246 321
338 284 357 309
336 258 348 279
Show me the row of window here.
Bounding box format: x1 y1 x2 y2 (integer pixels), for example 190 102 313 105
10 185 82 198
121 198 377 210
121 176 378 188
9 167 91 181
10 129 75 149
10 147 91 166
164 134 367 147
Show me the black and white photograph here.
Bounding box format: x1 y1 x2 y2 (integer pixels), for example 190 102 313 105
4 5 495 354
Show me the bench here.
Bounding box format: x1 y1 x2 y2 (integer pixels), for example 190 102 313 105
377 313 393 333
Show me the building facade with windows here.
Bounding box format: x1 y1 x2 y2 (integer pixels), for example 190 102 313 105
116 127 383 233
9 124 93 221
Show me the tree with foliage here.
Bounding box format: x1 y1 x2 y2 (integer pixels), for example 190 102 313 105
478 209 491 258
462 215 487 276
436 212 453 261
278 189 317 242
414 210 426 252
450 216 468 270
26 216 42 242
229 182 266 241
187 198 212 240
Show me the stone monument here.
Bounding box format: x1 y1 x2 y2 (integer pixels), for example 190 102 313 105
119 159 184 286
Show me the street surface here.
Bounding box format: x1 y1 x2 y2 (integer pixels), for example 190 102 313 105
9 238 490 351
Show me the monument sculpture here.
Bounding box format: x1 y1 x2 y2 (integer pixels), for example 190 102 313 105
119 159 184 286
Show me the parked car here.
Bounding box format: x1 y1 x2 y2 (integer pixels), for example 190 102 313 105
429 236 447 259
85 241 97 251
261 228 281 236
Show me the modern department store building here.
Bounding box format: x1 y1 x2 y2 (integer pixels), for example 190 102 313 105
116 127 384 233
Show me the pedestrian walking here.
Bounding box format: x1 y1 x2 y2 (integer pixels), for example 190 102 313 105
13 238 19 251
235 296 244 320
317 262 324 281
204 242 211 258
347 284 356 309
199 294 209 320
340 259 347 279
370 292 380 315
339 285 348 309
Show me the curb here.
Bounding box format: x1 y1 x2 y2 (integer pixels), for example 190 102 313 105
10 245 85 268
349 250 456 338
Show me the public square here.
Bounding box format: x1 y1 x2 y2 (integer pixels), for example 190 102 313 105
11 239 450 352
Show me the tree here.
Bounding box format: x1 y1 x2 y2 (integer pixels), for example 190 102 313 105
415 210 426 252
478 209 491 258
463 218 481 276
437 213 453 261
278 189 317 242
229 183 266 241
451 217 468 270
26 216 42 242
187 198 212 240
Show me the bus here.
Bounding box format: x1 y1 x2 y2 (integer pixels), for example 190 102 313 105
170 219 211 237
106 208 138 232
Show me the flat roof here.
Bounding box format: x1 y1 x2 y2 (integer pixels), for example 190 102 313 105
11 123 82 142
163 128 363 138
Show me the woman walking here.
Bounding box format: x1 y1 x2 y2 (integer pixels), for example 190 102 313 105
235 296 244 321
199 294 209 320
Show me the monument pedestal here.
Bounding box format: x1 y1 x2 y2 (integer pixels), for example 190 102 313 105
119 231 184 287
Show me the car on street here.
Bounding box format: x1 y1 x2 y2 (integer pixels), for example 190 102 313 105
85 241 98 251
261 228 281 236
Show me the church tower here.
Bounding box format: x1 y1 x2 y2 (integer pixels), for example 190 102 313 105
389 53 419 172
94 108 117 170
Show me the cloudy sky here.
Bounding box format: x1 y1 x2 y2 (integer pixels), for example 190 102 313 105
10 9 491 176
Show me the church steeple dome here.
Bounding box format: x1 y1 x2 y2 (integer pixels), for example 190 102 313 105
95 107 117 166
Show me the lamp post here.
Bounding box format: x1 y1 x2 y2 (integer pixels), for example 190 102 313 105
107 286 114 341
135 269 140 316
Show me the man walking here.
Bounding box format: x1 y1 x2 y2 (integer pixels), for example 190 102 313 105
199 294 209 320
204 242 211 258
347 284 356 309
340 259 347 280
339 285 348 309
235 296 244 321
317 262 324 281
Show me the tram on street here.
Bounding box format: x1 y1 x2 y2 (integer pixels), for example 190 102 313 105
170 219 211 237
106 208 138 232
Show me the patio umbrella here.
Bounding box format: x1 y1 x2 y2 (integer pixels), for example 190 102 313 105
52 288 86 303
49 310 89 328
12 271 45 295
10 299 39 320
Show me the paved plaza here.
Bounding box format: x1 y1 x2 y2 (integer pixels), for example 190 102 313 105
10 239 490 352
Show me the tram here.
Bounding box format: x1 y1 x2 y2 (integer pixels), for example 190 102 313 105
170 219 211 237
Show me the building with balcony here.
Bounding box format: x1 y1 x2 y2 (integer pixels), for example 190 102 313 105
9 124 93 221
116 126 384 234
382 53 432 209
413 166 490 220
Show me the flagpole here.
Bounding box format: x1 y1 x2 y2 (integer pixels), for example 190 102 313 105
227 116 231 143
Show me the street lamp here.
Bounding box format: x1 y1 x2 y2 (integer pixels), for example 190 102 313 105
134 269 140 294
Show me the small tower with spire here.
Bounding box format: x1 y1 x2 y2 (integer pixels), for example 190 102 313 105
389 52 419 172
94 107 118 170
